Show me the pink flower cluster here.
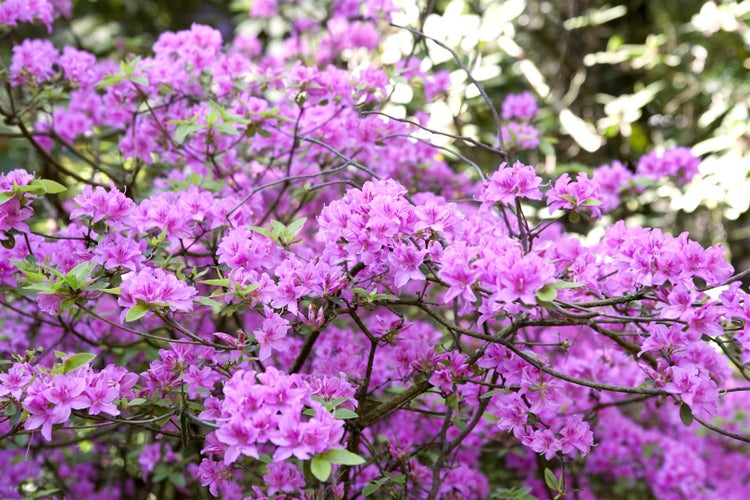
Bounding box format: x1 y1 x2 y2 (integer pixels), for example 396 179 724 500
1 361 137 441
0 0 71 32
500 92 541 150
118 267 197 316
637 146 701 184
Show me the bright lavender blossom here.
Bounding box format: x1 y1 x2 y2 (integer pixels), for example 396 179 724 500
118 267 197 316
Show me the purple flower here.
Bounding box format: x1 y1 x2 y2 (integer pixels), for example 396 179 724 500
197 458 231 497
249 0 277 17
215 417 260 464
388 241 426 289
0 363 34 399
592 160 634 212
478 161 543 206
664 366 718 418
254 311 290 361
24 374 90 441
138 443 162 478
636 147 700 185
93 233 144 271
559 415 594 456
58 47 96 86
495 251 555 304
547 172 604 218
84 379 120 416
501 122 540 150
9 39 59 85
183 365 221 399
70 184 135 225
523 428 562 460
118 267 197 315
501 91 538 120
0 197 34 237
263 462 305 495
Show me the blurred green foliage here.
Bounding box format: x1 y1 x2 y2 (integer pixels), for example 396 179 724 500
406 0 750 277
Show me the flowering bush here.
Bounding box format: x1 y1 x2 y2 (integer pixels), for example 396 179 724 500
1 1 749 499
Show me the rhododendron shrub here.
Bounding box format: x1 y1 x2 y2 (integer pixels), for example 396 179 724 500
1 2 750 499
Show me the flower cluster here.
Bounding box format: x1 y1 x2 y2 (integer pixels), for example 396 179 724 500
0 0 71 32
2 360 137 441
118 267 197 317
637 146 701 185
478 161 543 206
500 92 541 150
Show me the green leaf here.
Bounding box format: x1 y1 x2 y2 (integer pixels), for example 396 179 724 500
5 404 17 417
97 73 125 89
125 304 149 322
65 261 94 290
249 225 273 240
60 298 76 311
174 123 203 143
560 194 577 204
131 75 149 87
199 296 224 308
680 403 694 427
328 397 350 408
35 179 67 194
63 353 96 374
23 282 54 293
550 280 585 290
16 184 45 195
544 468 560 491
310 456 332 482
581 198 601 207
213 122 240 135
169 472 185 487
479 388 507 399
285 217 307 241
0 192 14 205
230 0 252 13
303 408 316 417
270 220 286 239
535 284 558 303
390 474 406 485
320 448 366 465
362 483 382 496
119 57 141 76
333 408 359 420
199 278 230 287
127 398 147 407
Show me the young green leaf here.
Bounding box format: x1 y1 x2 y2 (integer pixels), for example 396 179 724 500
63 353 96 374
535 284 558 303
333 408 359 420
65 261 95 290
36 179 67 194
544 468 560 492
125 304 149 322
680 402 694 427
310 456 332 482
362 482 383 496
319 448 366 465
285 217 307 241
